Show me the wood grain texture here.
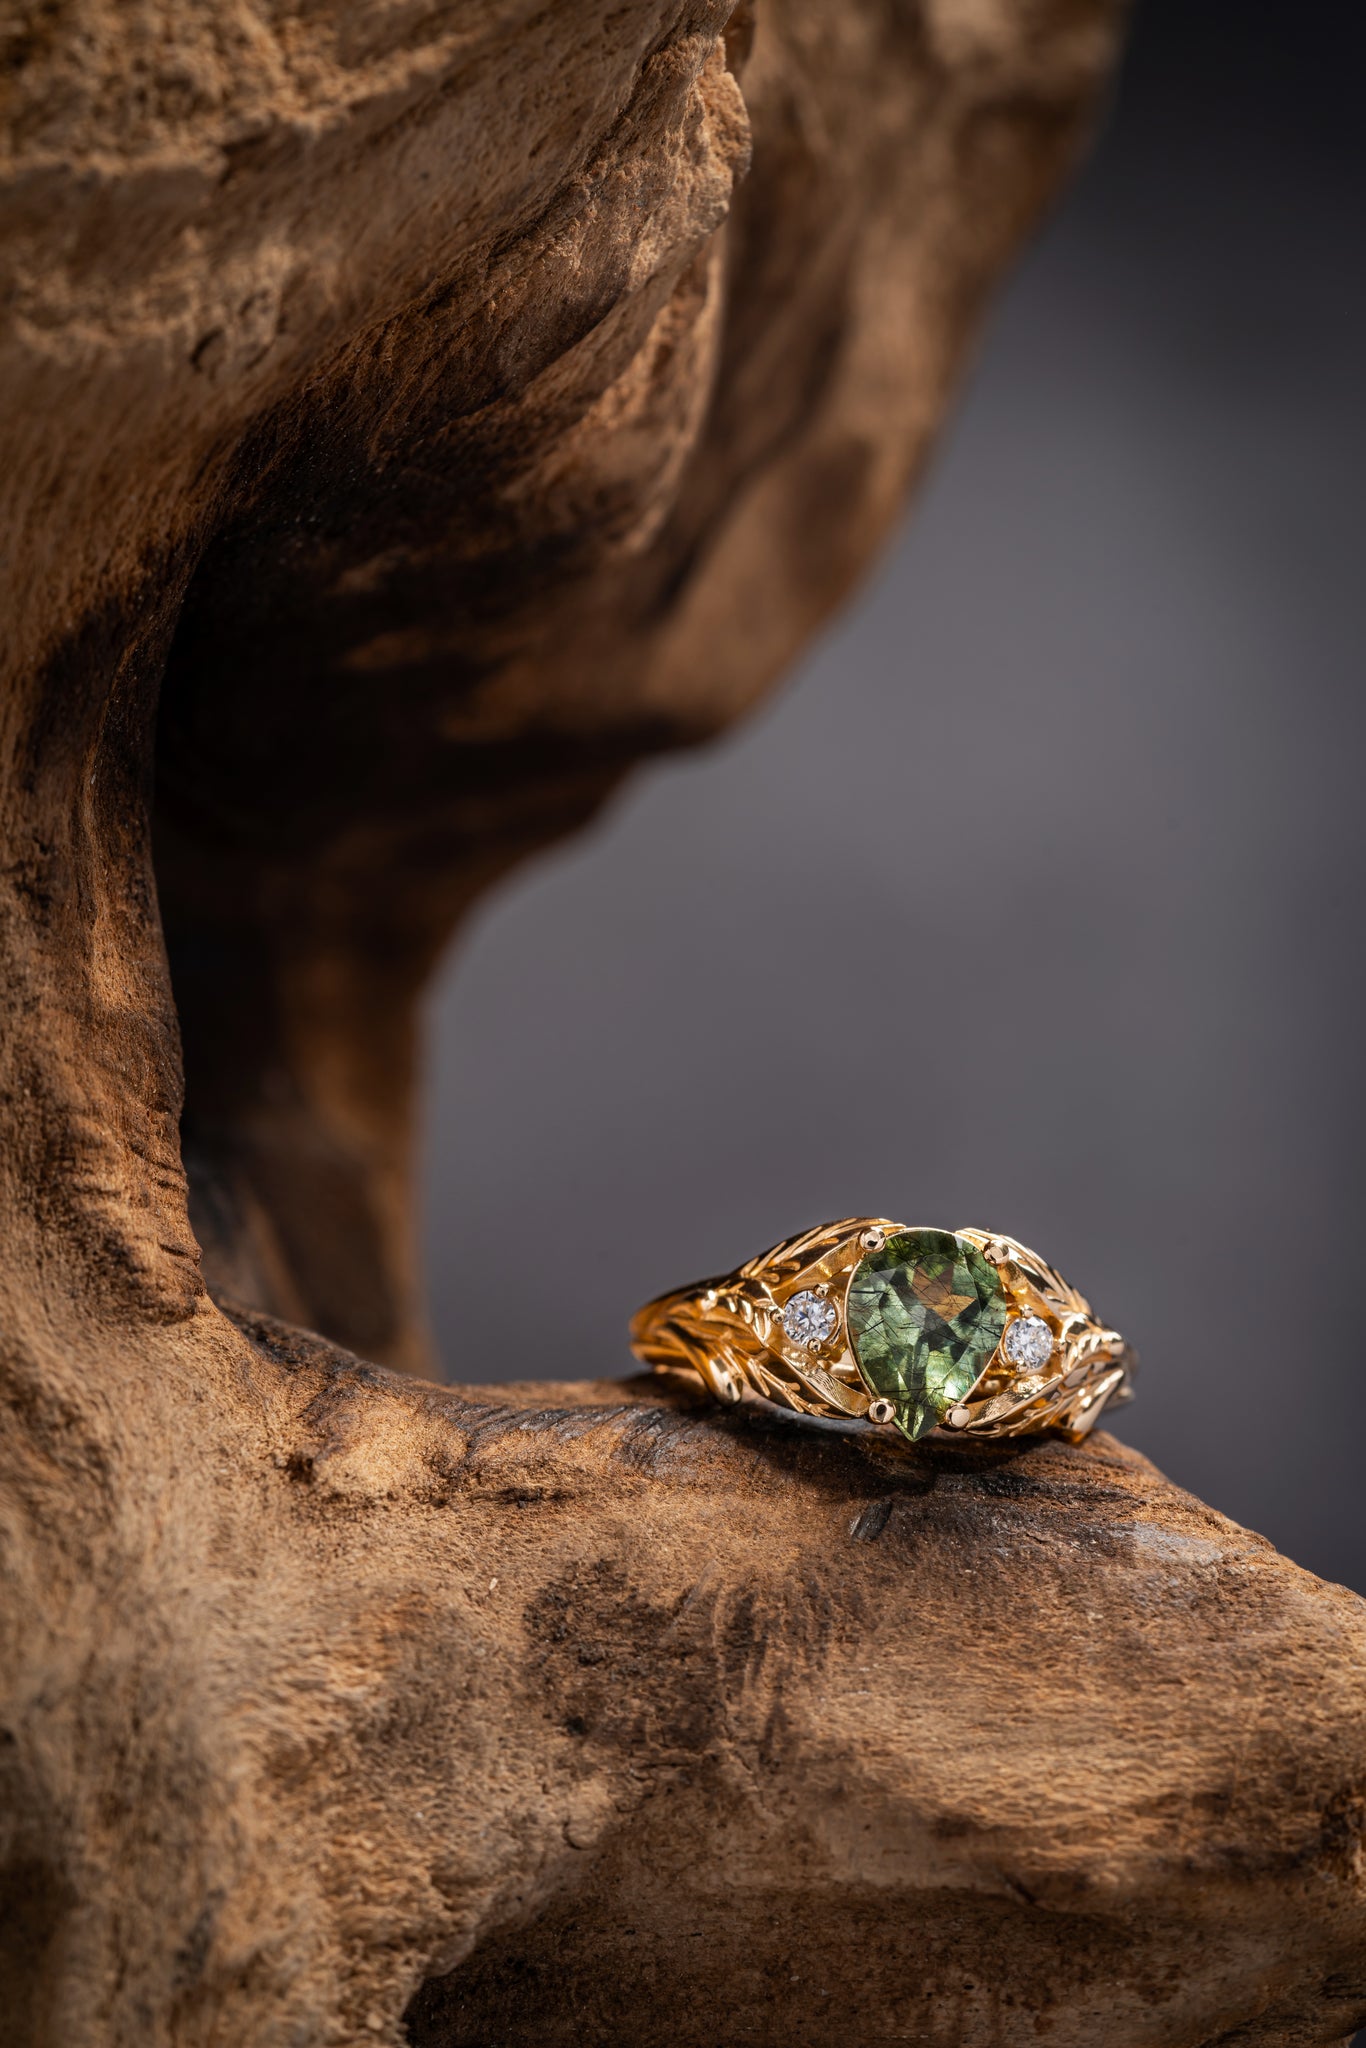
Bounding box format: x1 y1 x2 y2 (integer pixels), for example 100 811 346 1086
5 2 1365 2043
1 0 1124 1370
5 1305 1365 2044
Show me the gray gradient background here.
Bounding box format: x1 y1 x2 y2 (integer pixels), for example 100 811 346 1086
421 4 1366 1601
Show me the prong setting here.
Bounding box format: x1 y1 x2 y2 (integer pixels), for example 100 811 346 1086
1001 1314 1055 1373
781 1289 839 1351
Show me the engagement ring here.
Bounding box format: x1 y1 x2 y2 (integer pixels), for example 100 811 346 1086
631 1220 1135 1444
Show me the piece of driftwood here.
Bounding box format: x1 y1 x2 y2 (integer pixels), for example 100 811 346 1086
7 1311 1366 2045
3 2 1365 2044
1 0 1126 1372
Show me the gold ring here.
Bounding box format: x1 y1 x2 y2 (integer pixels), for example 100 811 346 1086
631 1220 1135 1444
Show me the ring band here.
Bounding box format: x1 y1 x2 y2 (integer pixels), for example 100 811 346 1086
631 1220 1135 1444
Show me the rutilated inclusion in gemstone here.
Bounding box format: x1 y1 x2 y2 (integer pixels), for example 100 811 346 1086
846 1228 1007 1442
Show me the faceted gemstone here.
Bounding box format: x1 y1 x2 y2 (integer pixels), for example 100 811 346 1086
1002 1314 1054 1372
782 1289 838 1349
847 1229 1007 1442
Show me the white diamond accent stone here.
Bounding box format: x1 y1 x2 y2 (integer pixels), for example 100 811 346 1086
1002 1315 1054 1372
782 1290 838 1350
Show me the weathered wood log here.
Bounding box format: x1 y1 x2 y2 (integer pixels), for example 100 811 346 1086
0 0 1125 1371
6 1307 1365 2045
4 1 1365 2044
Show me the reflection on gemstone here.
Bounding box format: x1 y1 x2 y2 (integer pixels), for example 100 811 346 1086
847 1228 1006 1442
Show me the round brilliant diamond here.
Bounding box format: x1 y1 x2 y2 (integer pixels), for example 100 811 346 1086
1002 1314 1054 1372
782 1290 838 1350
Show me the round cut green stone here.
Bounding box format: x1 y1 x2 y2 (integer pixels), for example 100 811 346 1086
847 1229 1007 1443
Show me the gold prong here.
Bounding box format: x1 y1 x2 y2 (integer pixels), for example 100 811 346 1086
867 1398 896 1426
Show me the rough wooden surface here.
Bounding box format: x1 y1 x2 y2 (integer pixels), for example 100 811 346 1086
5 1306 1366 2045
4 3 1366 2044
1 0 1123 1370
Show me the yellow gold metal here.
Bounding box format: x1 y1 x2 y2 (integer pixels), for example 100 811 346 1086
630 1218 1135 1443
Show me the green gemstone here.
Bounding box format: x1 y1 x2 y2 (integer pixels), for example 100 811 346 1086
847 1229 1007 1443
